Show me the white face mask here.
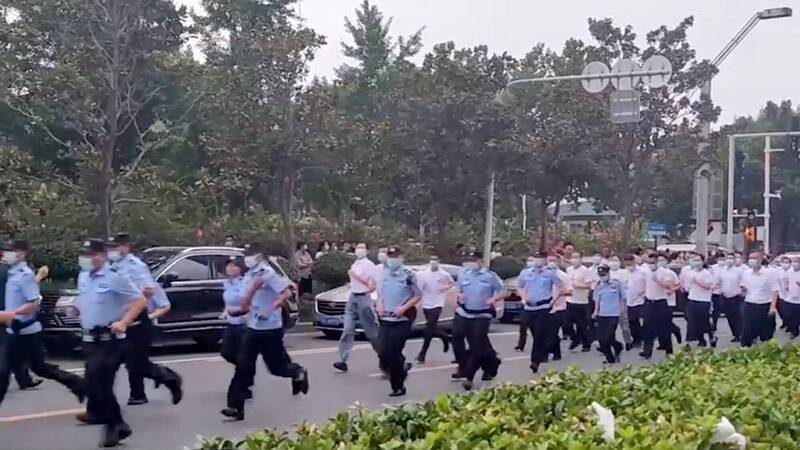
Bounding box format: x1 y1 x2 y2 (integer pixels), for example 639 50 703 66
377 252 387 264
2 251 17 265
592 256 602 265
463 262 479 271
78 256 93 272
782 263 791 271
609 260 620 270
429 260 439 270
526 260 535 268
354 248 368 259
107 250 122 263
570 258 581 267
244 255 259 269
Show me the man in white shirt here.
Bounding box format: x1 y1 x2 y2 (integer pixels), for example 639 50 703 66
415 256 454 364
566 252 593 352
777 256 792 331
709 254 725 332
549 257 571 361
718 254 744 342
641 253 675 358
623 254 647 349
784 256 800 338
684 254 717 348
334 243 379 372
739 252 779 347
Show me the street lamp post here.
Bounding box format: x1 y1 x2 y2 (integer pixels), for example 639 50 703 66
695 7 792 256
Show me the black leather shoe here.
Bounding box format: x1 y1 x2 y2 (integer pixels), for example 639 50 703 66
416 354 425 364
530 363 539 374
117 422 132 441
481 372 495 381
552 354 562 361
638 352 652 360
101 424 121 448
388 387 406 397
405 362 413 372
165 375 183 405
710 337 718 348
333 361 348 372
18 379 43 390
514 345 524 352
625 343 633 351
127 397 148 406
292 369 309 395
462 380 473 391
451 372 465 380
220 408 244 421
75 412 105 425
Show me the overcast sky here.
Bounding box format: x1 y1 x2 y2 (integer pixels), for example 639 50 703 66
177 0 799 125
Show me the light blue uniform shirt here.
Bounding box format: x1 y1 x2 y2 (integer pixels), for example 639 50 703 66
379 266 420 322
4 262 42 335
77 265 142 335
223 276 247 326
595 278 626 317
113 254 163 315
246 262 291 331
456 267 504 319
518 267 561 311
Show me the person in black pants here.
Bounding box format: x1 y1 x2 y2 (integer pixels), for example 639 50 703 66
106 234 182 406
518 253 563 374
0 258 40 390
683 255 717 348
640 254 674 359
221 243 309 421
374 247 421 396
739 252 779 347
220 257 251 397
593 265 625 364
75 238 147 447
783 257 800 338
566 252 593 352
416 256 453 363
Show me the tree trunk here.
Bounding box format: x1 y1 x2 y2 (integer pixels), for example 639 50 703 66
539 198 548 252
279 174 296 259
433 205 451 257
619 187 635 252
99 141 114 239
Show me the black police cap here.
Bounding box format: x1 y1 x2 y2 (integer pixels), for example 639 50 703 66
386 246 404 257
244 242 266 256
82 239 107 254
463 250 483 260
107 233 132 247
597 264 610 276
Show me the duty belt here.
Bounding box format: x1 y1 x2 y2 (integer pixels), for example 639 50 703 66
82 326 126 342
645 298 666 303
525 298 552 307
9 318 37 334
459 305 497 318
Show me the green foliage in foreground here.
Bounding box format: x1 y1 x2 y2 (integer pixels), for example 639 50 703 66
198 343 800 449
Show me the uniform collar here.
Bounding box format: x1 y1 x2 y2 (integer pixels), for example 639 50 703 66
90 263 111 278
11 261 28 270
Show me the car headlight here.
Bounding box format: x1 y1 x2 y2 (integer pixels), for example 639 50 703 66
55 296 80 318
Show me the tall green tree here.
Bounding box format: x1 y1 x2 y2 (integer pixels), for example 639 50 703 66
0 0 189 237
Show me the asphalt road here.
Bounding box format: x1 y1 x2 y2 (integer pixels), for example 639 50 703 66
0 320 755 450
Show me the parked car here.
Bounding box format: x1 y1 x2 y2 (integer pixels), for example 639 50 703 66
313 264 506 339
41 246 299 353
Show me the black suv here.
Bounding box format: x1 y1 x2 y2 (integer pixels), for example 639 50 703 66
41 246 299 352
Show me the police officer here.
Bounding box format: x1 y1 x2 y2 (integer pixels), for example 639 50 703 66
514 256 536 352
0 240 84 404
107 233 182 406
221 243 309 421
0 245 39 390
451 250 505 391
375 246 421 396
739 252 779 347
220 256 249 397
518 252 563 373
333 242 380 373
76 239 147 447
592 264 626 364
640 253 675 359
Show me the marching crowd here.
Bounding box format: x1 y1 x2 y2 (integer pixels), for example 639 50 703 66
0 234 795 448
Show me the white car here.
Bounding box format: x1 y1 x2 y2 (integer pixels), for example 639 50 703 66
313 263 506 338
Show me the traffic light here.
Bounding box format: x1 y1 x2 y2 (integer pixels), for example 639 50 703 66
744 225 756 242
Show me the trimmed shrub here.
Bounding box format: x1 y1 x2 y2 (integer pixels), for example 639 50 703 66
311 252 356 288
198 342 800 449
489 255 524 280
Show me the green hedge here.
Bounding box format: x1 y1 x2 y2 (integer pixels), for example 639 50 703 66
198 342 800 449
311 252 356 287
489 256 524 280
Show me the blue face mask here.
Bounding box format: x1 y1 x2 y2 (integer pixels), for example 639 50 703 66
386 258 402 270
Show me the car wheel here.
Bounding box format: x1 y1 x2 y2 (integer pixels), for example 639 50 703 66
321 330 342 340
192 332 222 350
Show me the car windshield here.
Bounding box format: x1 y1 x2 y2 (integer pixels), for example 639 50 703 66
142 249 182 273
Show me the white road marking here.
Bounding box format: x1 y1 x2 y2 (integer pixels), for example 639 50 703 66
0 408 85 423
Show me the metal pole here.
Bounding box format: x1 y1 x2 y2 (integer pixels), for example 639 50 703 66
726 136 736 250
483 172 496 259
521 194 527 234
764 136 771 254
695 81 712 258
